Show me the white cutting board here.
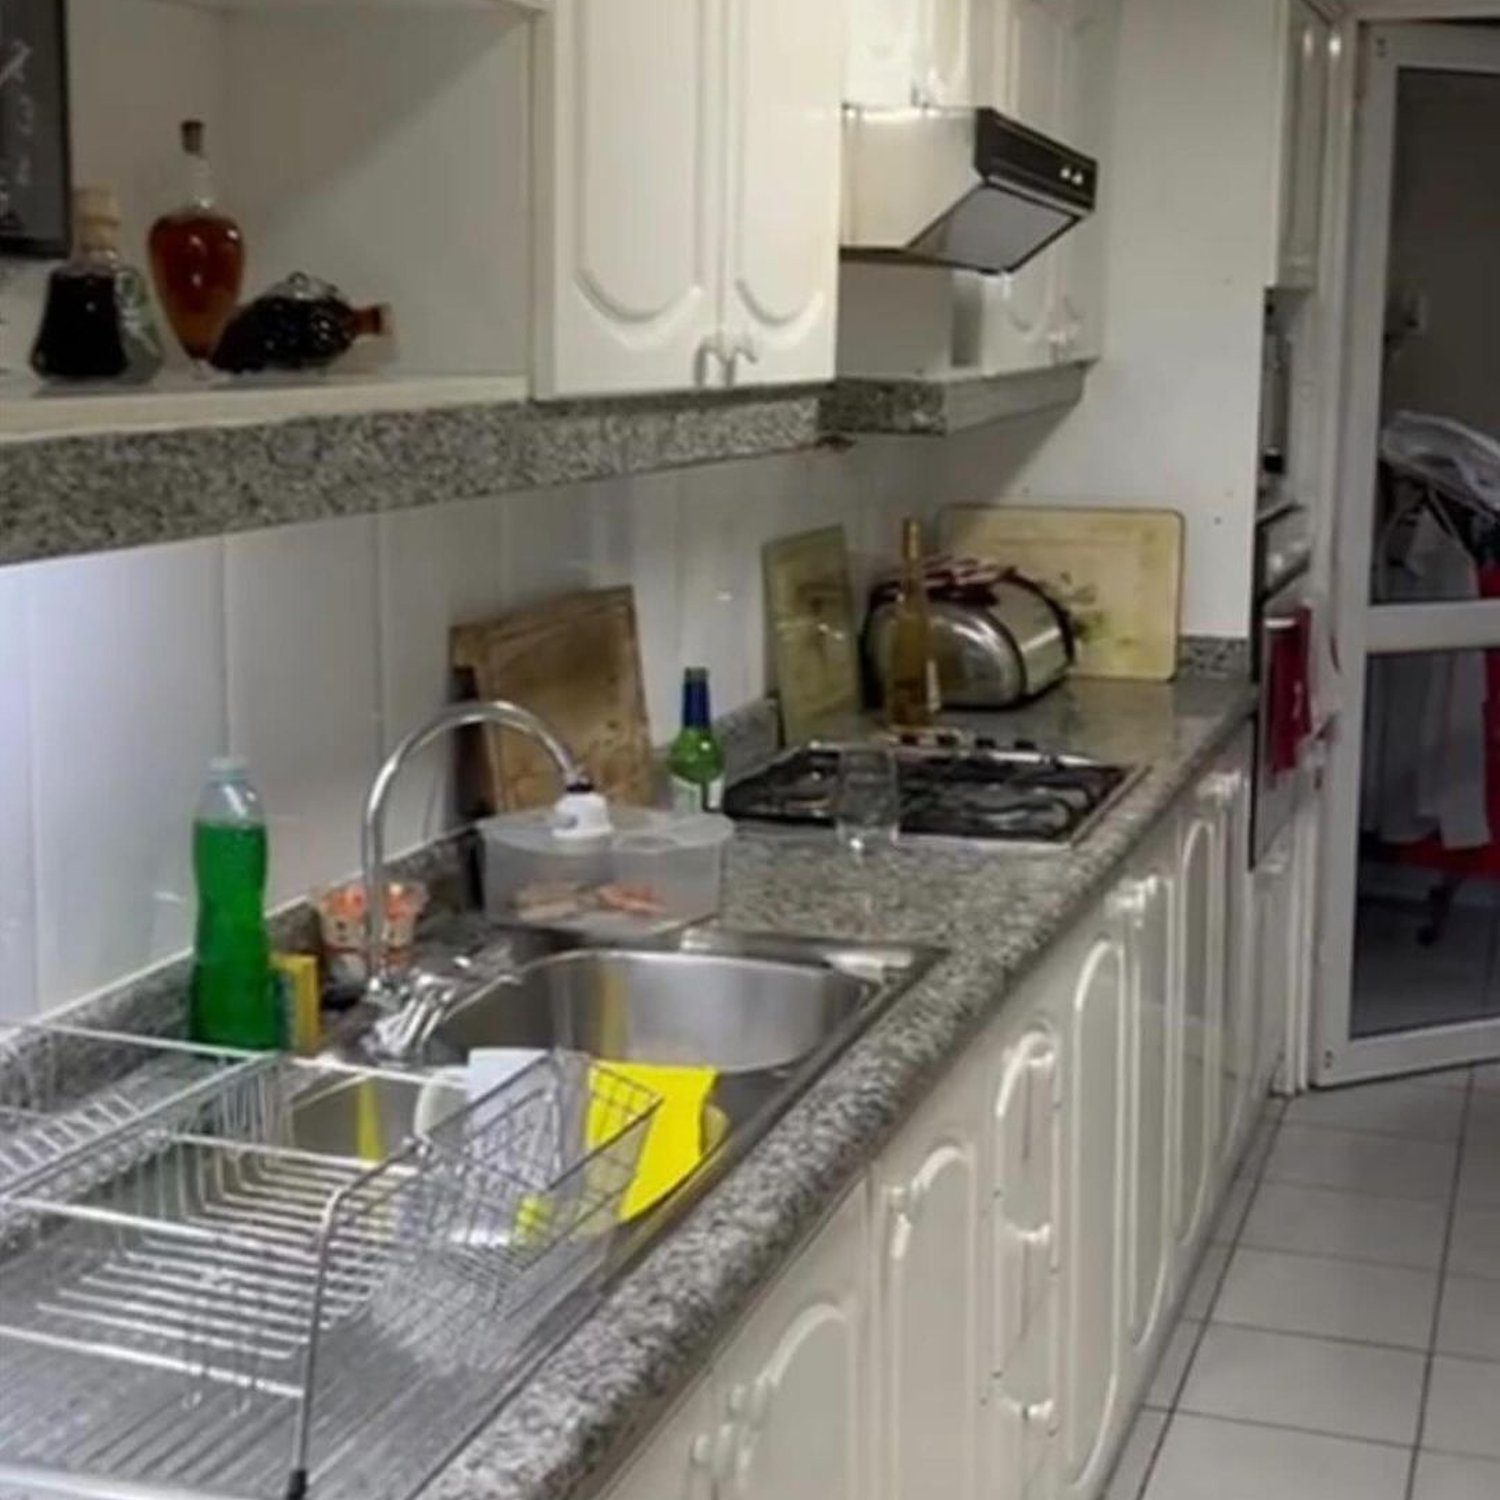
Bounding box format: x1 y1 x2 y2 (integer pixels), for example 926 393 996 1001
941 505 1185 681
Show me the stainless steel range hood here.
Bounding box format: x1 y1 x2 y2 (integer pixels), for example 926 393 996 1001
841 106 1097 276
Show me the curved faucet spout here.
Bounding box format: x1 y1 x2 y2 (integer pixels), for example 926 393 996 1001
361 700 588 1003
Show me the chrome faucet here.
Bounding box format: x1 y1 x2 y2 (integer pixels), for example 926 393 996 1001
360 699 592 1022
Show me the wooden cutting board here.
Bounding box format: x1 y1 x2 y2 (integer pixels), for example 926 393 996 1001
763 525 862 745
941 505 1185 681
450 587 654 811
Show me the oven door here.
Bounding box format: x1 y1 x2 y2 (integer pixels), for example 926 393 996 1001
1253 577 1313 864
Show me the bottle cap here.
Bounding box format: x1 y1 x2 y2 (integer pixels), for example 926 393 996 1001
684 666 708 682
208 755 250 779
181 119 206 156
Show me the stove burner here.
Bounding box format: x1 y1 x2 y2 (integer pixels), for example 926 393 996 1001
724 745 1134 847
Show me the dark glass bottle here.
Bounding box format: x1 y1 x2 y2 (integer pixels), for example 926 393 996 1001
210 272 390 375
149 120 246 365
30 187 164 384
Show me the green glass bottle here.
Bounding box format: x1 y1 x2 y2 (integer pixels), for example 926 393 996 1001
189 757 281 1050
668 667 726 813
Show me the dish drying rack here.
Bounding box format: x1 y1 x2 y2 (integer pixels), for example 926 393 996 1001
0 1027 658 1500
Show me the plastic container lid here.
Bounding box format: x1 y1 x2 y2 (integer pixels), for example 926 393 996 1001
483 806 732 855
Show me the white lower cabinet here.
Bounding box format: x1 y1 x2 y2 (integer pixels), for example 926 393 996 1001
871 1051 986 1500
990 1022 1064 1499
716 1187 868 1500
603 726 1270 1500
1060 923 1128 1498
1120 831 1175 1359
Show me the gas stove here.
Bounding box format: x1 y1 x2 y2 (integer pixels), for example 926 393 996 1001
723 739 1140 849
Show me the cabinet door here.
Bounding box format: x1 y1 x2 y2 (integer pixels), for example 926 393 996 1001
993 1027 1064 1371
1215 767 1257 1168
1052 0 1117 362
921 0 978 105
846 0 924 105
721 1189 867 1500
1255 827 1297 1100
535 0 723 397
991 1024 1065 1500
1175 809 1221 1246
1062 930 1127 1494
1122 865 1174 1351
599 1379 717 1500
873 1058 984 1500
1276 0 1330 289
721 0 844 387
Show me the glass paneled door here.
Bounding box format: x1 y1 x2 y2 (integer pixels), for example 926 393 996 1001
1322 26 1500 1082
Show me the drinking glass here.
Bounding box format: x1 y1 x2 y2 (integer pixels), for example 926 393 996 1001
835 746 901 858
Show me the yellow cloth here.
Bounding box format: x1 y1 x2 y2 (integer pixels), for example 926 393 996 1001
590 1061 717 1222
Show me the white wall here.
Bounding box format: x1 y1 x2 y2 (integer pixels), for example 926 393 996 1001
0 435 955 1021
0 0 531 379
1382 68 1500 435
933 0 1282 640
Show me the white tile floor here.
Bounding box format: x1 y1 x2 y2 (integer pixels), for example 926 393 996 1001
1108 1066 1500 1500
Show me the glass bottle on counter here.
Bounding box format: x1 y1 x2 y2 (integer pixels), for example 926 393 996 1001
29 186 164 384
669 667 726 813
210 272 390 375
884 517 941 729
148 119 246 366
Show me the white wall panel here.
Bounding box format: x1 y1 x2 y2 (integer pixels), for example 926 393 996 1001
27 539 226 1006
226 515 381 907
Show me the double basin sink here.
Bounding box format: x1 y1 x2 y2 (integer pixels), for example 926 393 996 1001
302 924 939 1252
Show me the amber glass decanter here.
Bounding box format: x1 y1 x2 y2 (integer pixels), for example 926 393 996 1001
149 119 245 365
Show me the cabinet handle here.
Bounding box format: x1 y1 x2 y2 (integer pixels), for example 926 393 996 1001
726 1383 748 1418
1109 876 1155 925
748 1372 776 1429
712 1421 738 1489
727 333 761 387
696 333 731 387
887 1184 914 1261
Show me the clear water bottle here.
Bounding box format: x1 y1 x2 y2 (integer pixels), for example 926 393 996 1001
189 757 279 1050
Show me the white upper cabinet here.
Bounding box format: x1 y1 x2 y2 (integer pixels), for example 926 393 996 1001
996 0 1069 132
721 0 845 387
536 0 842 397
871 1055 985 1500
1052 0 1118 362
961 0 1116 376
534 0 722 396
1274 0 1332 289
718 1189 868 1500
847 0 977 106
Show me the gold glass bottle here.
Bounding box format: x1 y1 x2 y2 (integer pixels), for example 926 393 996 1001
148 119 245 365
884 517 941 729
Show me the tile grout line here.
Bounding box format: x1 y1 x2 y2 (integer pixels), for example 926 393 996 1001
1226 1238 1445 1278
1130 1100 1286 1499
1403 1069 1473 1500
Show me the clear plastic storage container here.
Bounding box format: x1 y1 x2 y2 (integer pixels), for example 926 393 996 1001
480 806 734 935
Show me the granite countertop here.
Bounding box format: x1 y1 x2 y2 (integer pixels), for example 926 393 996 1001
420 674 1256 1500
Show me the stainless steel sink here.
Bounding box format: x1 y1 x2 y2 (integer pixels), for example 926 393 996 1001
431 949 871 1074
414 925 938 1248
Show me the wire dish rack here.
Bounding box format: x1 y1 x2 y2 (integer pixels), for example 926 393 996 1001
0 1024 277 1204
0 1043 658 1500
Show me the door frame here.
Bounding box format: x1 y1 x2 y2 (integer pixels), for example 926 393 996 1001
1318 19 1500 1083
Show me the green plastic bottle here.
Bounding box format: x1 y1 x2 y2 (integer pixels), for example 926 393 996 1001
668 667 726 813
189 757 280 1050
